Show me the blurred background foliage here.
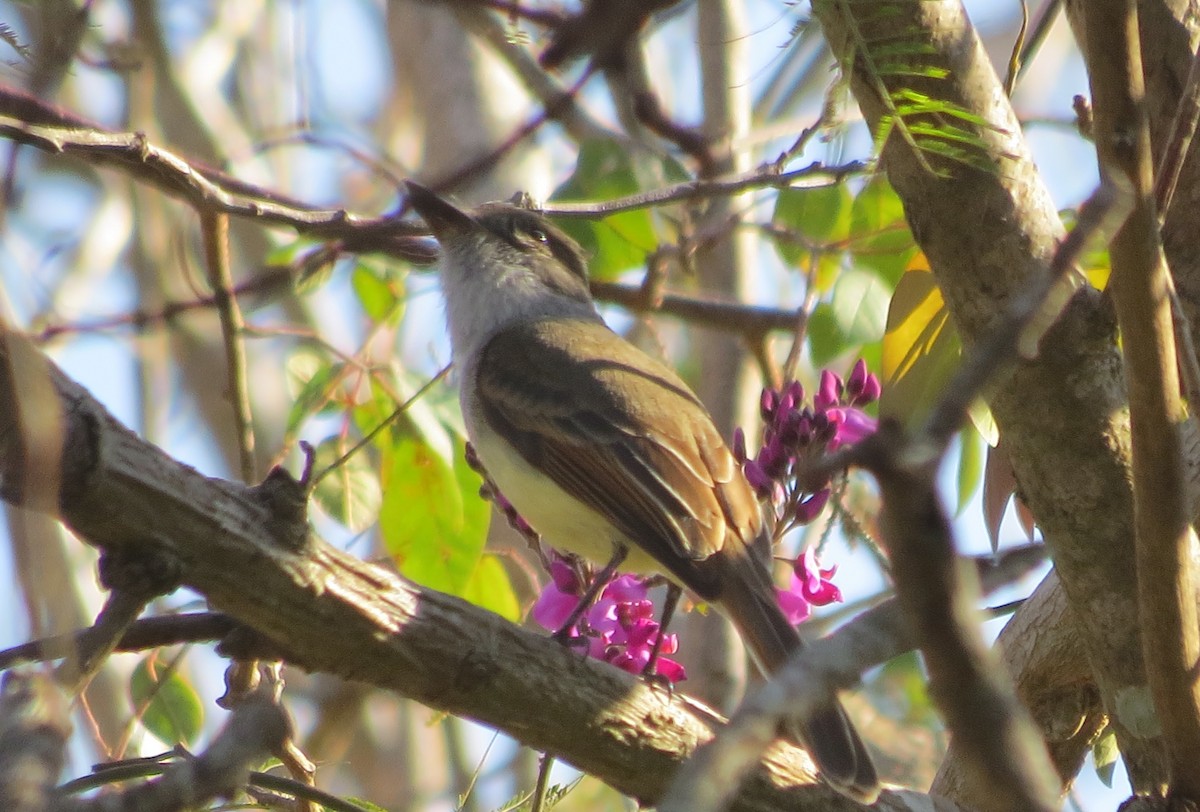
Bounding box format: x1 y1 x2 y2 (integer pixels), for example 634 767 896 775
0 1 1107 809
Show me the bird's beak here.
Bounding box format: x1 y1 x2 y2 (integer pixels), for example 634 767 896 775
405 181 478 239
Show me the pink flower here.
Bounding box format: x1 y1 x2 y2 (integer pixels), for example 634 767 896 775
777 584 812 625
797 548 843 606
775 549 844 627
760 388 779 422
830 407 877 449
604 574 649 604
531 569 687 684
743 459 772 497
532 578 580 632
602 601 686 682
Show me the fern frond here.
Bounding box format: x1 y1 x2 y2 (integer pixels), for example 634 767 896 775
0 23 31 63
833 0 1003 177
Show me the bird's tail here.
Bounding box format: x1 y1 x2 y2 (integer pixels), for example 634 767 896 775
714 546 880 803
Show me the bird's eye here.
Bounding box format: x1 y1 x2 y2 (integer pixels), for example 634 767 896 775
528 228 548 244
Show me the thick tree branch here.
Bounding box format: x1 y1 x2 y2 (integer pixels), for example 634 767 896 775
855 424 1059 812
1083 0 1200 799
0 330 950 812
794 177 1125 812
813 0 1166 795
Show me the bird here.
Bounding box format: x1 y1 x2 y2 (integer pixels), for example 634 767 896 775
405 180 879 801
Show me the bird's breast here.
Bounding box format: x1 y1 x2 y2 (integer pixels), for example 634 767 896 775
465 403 664 575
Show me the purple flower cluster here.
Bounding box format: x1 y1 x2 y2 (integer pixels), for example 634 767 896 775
532 555 687 683
734 359 880 531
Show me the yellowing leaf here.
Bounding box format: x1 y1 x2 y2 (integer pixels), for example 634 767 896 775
957 420 984 515
880 258 961 426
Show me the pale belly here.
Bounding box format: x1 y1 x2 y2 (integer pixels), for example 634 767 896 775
471 420 664 575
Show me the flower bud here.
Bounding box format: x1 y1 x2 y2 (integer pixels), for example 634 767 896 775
846 358 868 398
794 488 830 524
857 372 882 406
778 386 797 416
811 410 833 443
760 388 779 422
743 460 772 498
835 408 877 447
815 369 844 410
785 379 805 408
758 438 790 478
795 410 814 446
732 426 747 463
779 410 803 447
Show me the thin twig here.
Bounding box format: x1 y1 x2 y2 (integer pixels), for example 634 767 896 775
34 264 803 349
202 211 256 483
542 159 867 217
416 71 593 198
309 365 452 490
787 176 1133 812
0 85 866 239
54 588 149 695
921 176 1130 448
0 613 240 671
1152 37 1200 415
54 691 291 812
1153 37 1200 218
530 753 555 812
659 600 911 812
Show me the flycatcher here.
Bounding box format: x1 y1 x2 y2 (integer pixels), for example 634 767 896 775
406 181 878 801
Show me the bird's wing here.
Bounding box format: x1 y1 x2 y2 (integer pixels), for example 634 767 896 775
475 318 762 597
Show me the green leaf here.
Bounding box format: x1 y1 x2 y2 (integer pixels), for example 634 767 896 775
956 421 984 515
266 236 321 266
876 651 937 722
285 351 344 434
551 139 659 280
379 429 491 598
341 799 390 812
830 266 890 345
460 553 520 622
890 89 995 128
880 262 962 427
130 656 203 747
294 247 340 294
352 261 403 325
806 303 842 367
1092 729 1119 787
848 176 917 286
772 183 853 268
310 436 383 532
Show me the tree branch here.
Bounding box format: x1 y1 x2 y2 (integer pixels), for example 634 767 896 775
1083 0 1200 799
0 328 936 812
813 0 1168 794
